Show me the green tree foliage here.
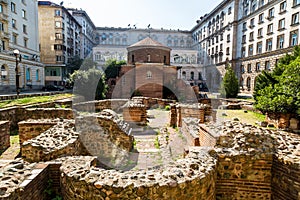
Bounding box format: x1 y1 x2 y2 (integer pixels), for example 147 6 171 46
254 46 300 117
66 55 83 74
69 58 107 101
104 59 126 80
220 65 239 98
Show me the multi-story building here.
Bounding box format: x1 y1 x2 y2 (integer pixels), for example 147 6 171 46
0 0 44 93
191 0 238 92
93 27 208 91
38 1 82 86
67 8 97 59
236 0 300 93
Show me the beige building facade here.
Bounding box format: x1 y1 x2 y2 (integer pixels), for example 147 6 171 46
38 1 82 85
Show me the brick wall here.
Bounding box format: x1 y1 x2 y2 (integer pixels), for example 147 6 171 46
199 124 217 147
127 48 170 65
0 121 10 152
216 155 273 199
18 120 58 145
272 156 300 199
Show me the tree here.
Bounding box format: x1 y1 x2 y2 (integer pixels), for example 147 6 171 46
69 57 107 101
104 59 126 80
220 65 239 98
66 55 83 74
254 46 300 117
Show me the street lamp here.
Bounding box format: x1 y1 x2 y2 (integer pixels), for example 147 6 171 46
13 49 20 96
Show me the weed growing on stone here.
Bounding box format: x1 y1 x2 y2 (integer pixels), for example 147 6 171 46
154 136 160 149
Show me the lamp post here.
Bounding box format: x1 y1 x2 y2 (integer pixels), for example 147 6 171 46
13 49 20 97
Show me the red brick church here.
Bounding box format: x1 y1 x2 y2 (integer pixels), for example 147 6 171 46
109 37 196 101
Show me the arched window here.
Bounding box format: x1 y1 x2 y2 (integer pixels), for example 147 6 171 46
246 77 251 90
146 71 152 79
1 65 8 80
198 72 203 80
191 71 194 80
36 69 40 81
182 71 186 79
240 77 244 88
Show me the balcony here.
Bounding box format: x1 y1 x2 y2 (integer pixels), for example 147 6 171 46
0 31 9 39
0 13 8 21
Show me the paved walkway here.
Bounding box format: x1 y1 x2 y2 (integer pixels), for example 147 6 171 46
131 109 188 170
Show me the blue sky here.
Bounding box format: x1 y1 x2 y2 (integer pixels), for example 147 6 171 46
52 0 223 30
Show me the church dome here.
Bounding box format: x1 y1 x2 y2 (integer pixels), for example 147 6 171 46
127 37 171 52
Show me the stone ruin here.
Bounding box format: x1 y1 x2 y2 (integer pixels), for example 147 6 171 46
0 97 299 199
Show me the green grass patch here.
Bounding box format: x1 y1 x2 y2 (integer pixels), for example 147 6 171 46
10 135 19 145
154 136 160 149
0 93 72 108
217 109 266 125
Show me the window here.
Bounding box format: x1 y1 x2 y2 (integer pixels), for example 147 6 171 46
228 7 232 14
290 30 298 46
268 7 274 18
240 65 245 74
250 18 255 27
265 61 270 70
220 43 223 51
55 21 61 28
216 35 219 43
259 0 264 7
12 34 17 44
147 54 150 62
277 34 284 49
26 68 31 81
198 72 203 80
22 10 26 19
291 12 299 25
280 1 287 13
0 22 4 31
12 19 16 29
279 19 285 30
242 22 247 31
191 71 194 80
182 71 186 79
246 77 251 90
11 2 16 13
146 71 152 79
258 13 264 23
258 28 263 38
55 33 62 39
23 24 27 34
252 0 257 11
131 55 134 62
0 4 3 13
56 55 64 62
266 38 272 51
227 34 230 42
55 10 61 16
256 62 260 72
226 47 230 55
36 69 40 81
248 44 253 56
247 64 252 73
249 32 254 41
24 38 27 48
241 47 246 57
257 42 262 54
242 35 246 44
267 24 273 34
1 65 7 80
293 0 300 6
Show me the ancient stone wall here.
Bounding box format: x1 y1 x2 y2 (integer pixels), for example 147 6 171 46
73 99 128 113
21 120 87 163
18 119 58 145
199 124 218 147
123 103 147 125
174 103 212 127
60 152 217 200
0 160 49 200
0 107 19 131
0 121 10 152
181 118 200 146
23 108 73 121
